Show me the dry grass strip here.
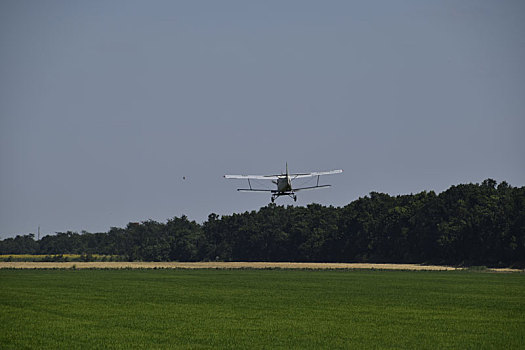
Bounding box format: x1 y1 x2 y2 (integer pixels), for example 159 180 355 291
0 261 521 272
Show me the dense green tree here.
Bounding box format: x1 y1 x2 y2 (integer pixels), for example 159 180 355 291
0 234 39 254
1 180 523 267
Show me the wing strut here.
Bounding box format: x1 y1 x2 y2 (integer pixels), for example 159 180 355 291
248 178 252 190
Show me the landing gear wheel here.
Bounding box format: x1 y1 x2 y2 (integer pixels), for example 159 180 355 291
293 195 297 202
271 197 275 203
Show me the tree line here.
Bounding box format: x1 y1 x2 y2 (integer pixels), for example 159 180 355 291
1 179 524 267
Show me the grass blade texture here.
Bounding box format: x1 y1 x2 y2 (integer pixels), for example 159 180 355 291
1 269 523 349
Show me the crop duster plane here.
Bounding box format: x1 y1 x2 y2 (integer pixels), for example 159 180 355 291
224 163 343 202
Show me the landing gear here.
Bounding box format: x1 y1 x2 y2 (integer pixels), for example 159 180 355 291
271 192 297 203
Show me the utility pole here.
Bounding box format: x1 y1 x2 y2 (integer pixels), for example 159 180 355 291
38 226 40 240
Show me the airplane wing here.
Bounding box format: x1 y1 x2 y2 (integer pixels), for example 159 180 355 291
291 169 343 179
294 184 331 191
224 174 280 180
225 169 342 180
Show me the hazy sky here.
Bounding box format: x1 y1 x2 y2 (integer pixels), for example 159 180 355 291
1 1 524 238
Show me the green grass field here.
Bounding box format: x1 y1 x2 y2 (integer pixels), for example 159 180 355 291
1 269 523 349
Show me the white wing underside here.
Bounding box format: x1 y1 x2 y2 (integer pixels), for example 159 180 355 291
291 169 343 178
224 169 342 180
224 174 280 180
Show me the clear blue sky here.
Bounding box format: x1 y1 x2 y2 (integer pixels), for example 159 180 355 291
1 1 524 238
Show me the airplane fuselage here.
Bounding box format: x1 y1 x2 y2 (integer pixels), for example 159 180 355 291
277 176 292 193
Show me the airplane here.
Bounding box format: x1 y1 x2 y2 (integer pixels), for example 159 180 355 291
224 163 343 202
